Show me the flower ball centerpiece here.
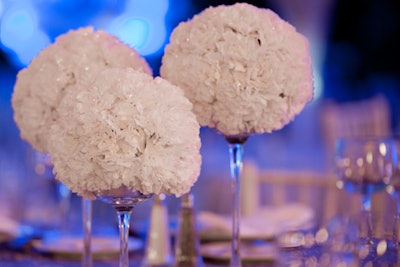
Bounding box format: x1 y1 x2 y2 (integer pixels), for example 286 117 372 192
48 67 201 199
47 67 201 267
12 26 201 267
12 27 152 153
161 3 313 137
160 3 313 266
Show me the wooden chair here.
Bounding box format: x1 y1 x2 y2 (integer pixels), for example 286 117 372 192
241 161 339 227
240 161 397 240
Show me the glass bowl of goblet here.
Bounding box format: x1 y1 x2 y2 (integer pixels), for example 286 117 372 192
334 136 398 257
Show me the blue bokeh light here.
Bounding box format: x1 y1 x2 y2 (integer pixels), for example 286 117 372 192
0 0 188 69
0 1 3 19
107 0 169 56
0 1 50 68
109 18 150 50
1 5 36 46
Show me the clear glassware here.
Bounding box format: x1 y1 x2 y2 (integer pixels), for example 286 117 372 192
225 135 249 267
82 198 93 267
31 151 72 230
96 186 153 267
386 135 400 247
32 150 93 266
334 136 398 250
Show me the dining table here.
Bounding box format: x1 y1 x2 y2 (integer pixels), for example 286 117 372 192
1 233 400 267
2 171 400 267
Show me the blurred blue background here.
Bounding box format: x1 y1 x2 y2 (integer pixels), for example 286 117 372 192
0 0 399 233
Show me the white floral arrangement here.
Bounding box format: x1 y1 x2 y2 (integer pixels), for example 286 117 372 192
12 27 152 152
161 3 314 137
48 68 201 198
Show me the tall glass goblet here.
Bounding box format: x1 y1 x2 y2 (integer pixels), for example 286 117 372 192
225 135 249 267
334 136 398 250
31 151 72 231
96 186 153 267
386 135 400 247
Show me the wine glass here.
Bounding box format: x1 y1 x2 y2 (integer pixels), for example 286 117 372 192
386 135 400 247
225 134 249 267
32 150 94 266
334 136 398 252
96 186 153 267
31 150 72 230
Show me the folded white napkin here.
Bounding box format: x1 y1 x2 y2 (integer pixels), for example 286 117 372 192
198 203 314 239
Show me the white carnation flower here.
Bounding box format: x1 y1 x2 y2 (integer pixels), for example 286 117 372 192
48 68 201 199
161 3 314 136
12 27 152 152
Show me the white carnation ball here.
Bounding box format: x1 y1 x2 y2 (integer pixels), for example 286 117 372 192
12 27 152 152
48 68 201 198
161 3 314 137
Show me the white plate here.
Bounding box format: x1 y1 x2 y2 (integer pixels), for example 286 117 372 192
200 241 277 265
32 236 143 260
197 203 315 243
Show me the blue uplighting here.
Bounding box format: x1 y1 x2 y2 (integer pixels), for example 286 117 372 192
0 1 50 68
0 0 192 70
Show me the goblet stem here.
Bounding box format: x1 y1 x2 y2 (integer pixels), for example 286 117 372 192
361 194 373 241
392 213 400 250
82 198 93 267
393 197 400 248
57 182 71 234
116 207 133 267
96 187 153 267
226 136 247 267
